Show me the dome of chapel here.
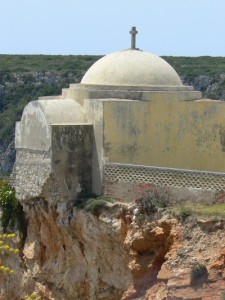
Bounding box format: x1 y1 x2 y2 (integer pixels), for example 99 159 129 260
81 49 183 87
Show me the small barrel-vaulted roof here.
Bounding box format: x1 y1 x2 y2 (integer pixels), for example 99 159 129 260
15 99 86 151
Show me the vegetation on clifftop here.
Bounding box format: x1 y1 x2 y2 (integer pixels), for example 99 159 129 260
75 194 112 216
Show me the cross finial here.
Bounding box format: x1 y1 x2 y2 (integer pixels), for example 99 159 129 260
129 26 138 49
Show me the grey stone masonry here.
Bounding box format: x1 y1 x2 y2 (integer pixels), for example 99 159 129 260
15 124 93 205
15 149 51 202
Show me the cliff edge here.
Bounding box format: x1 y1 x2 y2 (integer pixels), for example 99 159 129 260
1 198 225 300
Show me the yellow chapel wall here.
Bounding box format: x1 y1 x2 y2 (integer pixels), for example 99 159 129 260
103 98 225 173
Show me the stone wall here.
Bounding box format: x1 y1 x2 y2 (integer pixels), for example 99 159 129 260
103 163 225 205
15 124 93 205
103 180 219 205
15 149 52 202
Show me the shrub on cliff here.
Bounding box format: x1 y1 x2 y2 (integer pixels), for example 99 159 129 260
85 198 109 215
75 195 112 216
0 180 26 238
190 263 208 284
135 183 170 215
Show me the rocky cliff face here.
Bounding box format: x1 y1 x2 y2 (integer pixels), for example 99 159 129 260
1 199 225 299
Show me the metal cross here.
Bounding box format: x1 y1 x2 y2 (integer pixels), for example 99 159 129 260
129 26 138 49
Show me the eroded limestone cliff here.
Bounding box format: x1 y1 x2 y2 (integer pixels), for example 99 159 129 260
1 200 225 300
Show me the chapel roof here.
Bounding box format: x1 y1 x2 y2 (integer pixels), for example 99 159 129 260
81 49 183 87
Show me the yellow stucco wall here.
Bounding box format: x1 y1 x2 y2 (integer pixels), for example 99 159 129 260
103 98 225 172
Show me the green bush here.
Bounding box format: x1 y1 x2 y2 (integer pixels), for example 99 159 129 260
75 195 112 216
85 198 109 215
221 291 225 300
0 180 26 239
190 263 208 284
0 180 16 231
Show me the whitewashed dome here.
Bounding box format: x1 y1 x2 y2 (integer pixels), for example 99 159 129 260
81 49 183 87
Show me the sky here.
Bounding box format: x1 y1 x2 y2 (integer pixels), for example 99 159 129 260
0 0 225 56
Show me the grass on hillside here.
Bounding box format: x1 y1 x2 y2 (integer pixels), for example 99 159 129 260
163 56 225 77
0 54 102 73
173 203 225 220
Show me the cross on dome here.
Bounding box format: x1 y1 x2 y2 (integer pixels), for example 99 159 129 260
129 26 138 49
